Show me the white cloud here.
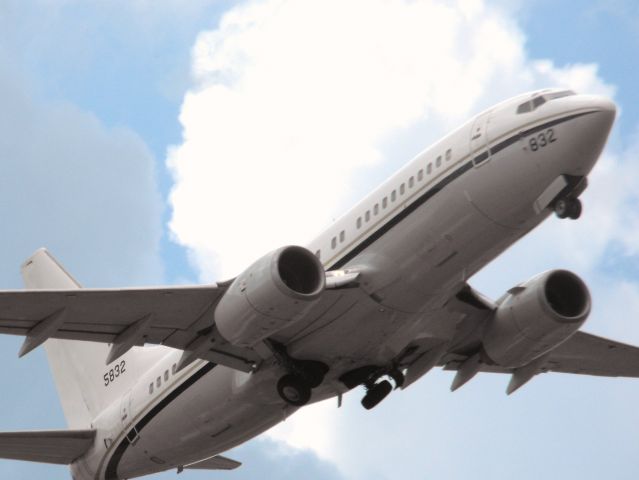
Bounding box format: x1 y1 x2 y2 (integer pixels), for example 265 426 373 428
168 0 612 280
167 0 629 477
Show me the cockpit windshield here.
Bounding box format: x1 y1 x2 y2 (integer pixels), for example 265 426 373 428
516 90 576 114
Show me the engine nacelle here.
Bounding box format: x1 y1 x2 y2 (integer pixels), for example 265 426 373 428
483 270 591 368
215 245 325 347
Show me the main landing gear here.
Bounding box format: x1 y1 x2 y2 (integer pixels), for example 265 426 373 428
554 197 582 220
268 340 329 407
340 365 405 410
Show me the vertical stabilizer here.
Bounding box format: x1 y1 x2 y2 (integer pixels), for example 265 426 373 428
20 249 161 429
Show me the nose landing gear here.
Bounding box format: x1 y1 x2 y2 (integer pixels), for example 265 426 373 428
554 197 582 220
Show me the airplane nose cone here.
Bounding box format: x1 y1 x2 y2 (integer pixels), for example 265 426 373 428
565 95 616 176
591 95 617 131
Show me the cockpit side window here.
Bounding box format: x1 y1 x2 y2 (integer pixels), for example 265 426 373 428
517 90 575 114
516 101 532 114
532 96 546 109
547 89 576 100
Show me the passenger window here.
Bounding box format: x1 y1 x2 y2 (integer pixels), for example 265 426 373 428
400 183 405 195
436 156 442 167
446 149 452 161
164 370 169 382
331 237 337 249
382 197 388 209
149 383 153 395
339 230 345 243
391 190 396 201
365 211 370 222
427 163 432 174
374 204 379 215
357 217 362 229
409 176 414 188
418 169 423 181
156 377 161 388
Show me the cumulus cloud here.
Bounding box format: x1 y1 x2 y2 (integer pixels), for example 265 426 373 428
166 0 629 478
168 0 612 280
0 53 163 288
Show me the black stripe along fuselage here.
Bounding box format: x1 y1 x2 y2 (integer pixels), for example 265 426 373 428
102 110 594 479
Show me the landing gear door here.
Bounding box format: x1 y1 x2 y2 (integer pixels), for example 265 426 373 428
470 110 491 168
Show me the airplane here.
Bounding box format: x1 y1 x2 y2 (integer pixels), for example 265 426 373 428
0 87 635 480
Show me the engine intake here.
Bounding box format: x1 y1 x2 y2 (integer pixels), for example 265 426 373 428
215 246 325 347
483 269 590 368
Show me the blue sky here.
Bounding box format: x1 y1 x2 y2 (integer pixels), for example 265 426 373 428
1 0 639 478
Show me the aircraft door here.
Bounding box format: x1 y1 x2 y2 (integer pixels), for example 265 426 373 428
470 110 491 167
120 390 132 426
120 390 140 445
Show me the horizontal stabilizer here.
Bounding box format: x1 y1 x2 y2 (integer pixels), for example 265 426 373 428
0 429 95 465
184 454 242 471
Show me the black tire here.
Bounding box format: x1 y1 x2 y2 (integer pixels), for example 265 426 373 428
554 199 570 219
299 360 329 388
361 380 393 410
277 374 311 406
568 199 582 219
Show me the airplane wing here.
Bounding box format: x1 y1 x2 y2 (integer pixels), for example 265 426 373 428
0 285 261 372
440 331 639 378
538 331 639 377
0 430 95 465
0 248 360 372
403 283 639 391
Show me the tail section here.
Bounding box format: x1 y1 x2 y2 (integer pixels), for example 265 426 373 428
20 249 164 429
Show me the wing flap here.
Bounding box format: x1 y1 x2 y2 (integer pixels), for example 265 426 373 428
0 430 95 465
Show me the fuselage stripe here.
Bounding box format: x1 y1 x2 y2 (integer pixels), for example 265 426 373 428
329 110 595 270
104 362 216 480
101 109 596 480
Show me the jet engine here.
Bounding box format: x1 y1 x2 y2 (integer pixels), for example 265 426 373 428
215 245 325 347
482 270 590 368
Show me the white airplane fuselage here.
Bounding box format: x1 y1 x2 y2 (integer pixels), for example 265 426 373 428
70 90 616 480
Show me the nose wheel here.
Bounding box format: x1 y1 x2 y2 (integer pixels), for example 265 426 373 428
554 198 582 220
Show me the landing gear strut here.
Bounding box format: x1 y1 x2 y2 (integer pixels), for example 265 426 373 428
268 340 329 407
554 197 582 220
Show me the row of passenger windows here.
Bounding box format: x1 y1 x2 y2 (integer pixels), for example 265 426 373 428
149 363 178 394
324 147 454 254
